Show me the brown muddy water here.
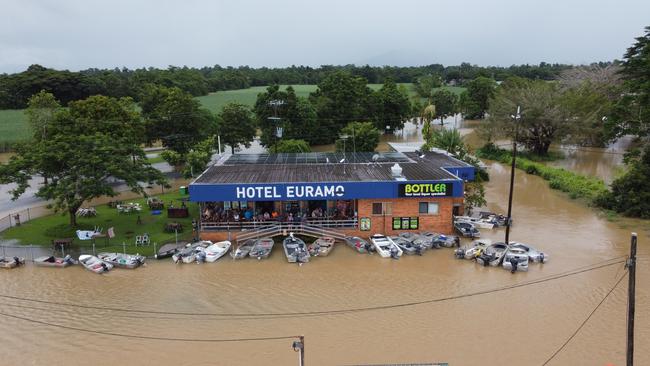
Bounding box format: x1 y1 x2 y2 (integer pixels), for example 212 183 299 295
0 158 648 365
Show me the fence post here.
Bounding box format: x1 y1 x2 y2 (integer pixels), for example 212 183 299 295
92 243 96 255
27 208 31 221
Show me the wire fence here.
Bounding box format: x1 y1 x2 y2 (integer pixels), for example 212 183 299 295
0 206 53 233
0 241 163 261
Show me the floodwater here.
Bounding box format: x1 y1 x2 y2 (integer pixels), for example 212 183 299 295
1 117 649 365
0 158 648 365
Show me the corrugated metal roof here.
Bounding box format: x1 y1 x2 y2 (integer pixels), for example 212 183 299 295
193 152 472 184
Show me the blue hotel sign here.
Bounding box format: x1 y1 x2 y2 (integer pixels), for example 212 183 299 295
190 180 463 202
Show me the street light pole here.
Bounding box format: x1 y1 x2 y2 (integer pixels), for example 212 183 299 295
504 106 521 245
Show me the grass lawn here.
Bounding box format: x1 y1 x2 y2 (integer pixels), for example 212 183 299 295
1 192 198 256
146 155 166 164
0 109 30 146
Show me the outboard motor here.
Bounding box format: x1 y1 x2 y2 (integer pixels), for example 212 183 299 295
454 248 465 259
415 245 423 256
196 251 206 263
13 257 21 266
539 252 545 263
63 254 73 264
454 237 460 248
390 247 399 259
510 256 518 273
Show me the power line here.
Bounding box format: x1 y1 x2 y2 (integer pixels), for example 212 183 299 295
0 310 299 343
540 270 628 366
0 257 625 319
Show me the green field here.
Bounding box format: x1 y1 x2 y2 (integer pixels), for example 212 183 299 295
0 109 29 146
0 83 465 146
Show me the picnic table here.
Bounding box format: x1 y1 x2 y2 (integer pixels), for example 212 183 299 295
167 207 189 218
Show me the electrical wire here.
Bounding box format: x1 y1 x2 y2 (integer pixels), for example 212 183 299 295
0 257 625 319
0 310 299 343
540 270 628 366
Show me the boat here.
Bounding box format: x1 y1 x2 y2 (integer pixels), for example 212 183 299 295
79 254 113 274
307 236 336 257
97 252 145 269
0 256 25 269
454 215 494 229
202 241 232 262
390 236 424 255
476 242 509 266
34 255 76 268
155 242 187 259
249 238 275 259
431 233 458 248
454 222 481 238
369 234 402 259
232 239 255 260
509 242 548 263
172 241 209 264
479 211 509 227
419 232 441 249
502 247 530 273
283 233 309 263
454 239 492 259
398 232 429 249
344 236 372 253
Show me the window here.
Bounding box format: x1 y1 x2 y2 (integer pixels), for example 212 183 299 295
419 202 439 215
372 202 392 215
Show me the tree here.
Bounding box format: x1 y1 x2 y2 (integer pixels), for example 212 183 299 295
0 95 166 226
460 77 497 119
412 74 442 99
605 26 650 141
488 79 571 155
309 71 372 142
274 139 311 153
429 89 458 125
596 144 650 218
184 137 215 178
25 90 61 142
335 122 380 152
218 102 256 153
140 85 215 154
373 79 411 132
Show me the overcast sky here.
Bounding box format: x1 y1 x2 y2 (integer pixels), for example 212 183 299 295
1 0 648 73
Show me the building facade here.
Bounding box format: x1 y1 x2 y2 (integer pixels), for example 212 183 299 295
189 151 474 241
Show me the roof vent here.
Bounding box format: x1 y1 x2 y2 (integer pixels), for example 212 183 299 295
391 163 403 177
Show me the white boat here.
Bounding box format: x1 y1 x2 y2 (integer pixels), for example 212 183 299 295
249 238 274 259
454 222 481 237
344 236 372 253
390 236 424 255
454 215 495 229
79 254 113 274
34 255 76 268
454 239 491 260
509 242 548 263
97 252 145 269
0 256 25 269
202 241 232 262
502 247 530 272
476 242 509 266
370 234 402 259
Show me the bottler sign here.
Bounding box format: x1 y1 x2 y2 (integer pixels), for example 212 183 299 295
398 182 452 197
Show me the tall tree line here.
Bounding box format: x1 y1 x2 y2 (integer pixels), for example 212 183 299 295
0 62 578 109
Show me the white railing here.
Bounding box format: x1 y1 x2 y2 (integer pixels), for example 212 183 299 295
201 218 357 232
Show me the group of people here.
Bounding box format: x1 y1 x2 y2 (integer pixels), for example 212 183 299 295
201 202 355 224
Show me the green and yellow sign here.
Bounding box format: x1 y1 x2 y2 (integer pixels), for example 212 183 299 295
398 183 452 197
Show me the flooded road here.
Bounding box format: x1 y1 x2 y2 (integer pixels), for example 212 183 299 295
0 158 648 365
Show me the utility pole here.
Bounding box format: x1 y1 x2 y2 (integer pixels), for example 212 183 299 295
627 232 637 366
504 106 521 245
268 100 284 154
292 336 305 366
